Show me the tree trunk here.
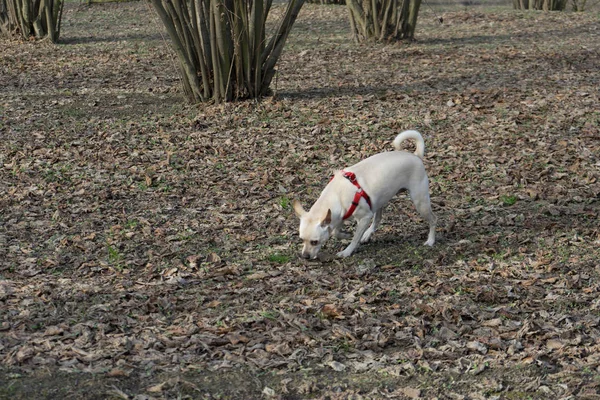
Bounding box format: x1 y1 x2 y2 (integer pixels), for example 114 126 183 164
306 0 345 4
150 0 305 103
512 0 568 10
571 0 586 11
346 0 421 43
0 0 63 42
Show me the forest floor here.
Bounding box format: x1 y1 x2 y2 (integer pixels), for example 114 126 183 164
1 1 600 399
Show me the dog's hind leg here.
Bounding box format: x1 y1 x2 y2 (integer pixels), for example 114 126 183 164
411 181 437 247
360 208 382 243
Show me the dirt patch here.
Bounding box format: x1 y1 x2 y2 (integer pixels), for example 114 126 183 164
1 1 599 398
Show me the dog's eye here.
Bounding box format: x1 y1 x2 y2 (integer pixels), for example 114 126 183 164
310 240 319 246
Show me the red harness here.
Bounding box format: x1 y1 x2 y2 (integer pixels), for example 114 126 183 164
340 171 372 220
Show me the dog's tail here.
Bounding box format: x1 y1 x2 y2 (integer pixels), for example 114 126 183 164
393 130 425 159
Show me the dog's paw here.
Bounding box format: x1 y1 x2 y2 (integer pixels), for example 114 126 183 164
424 239 435 247
336 249 353 258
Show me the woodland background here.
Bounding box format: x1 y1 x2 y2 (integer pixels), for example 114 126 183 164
1 0 599 398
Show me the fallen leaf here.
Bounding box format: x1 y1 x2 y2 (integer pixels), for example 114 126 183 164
321 304 343 319
401 387 421 398
327 361 346 371
546 339 565 350
147 382 166 393
206 252 221 263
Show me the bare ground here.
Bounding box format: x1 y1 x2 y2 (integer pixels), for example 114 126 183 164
1 2 600 399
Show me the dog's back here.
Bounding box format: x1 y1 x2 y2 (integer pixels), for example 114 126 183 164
346 150 427 211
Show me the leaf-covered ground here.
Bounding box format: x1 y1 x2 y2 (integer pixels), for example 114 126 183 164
1 1 599 398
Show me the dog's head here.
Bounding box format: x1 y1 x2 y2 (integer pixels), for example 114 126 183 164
293 200 332 259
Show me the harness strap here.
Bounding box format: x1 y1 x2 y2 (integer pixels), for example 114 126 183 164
341 171 372 220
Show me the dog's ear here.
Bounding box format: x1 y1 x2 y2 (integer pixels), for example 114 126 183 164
320 209 332 227
292 200 306 218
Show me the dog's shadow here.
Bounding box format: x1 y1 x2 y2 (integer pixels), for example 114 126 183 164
338 197 597 269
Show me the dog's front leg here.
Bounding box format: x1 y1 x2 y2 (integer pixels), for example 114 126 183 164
337 216 372 258
360 208 382 243
333 227 352 239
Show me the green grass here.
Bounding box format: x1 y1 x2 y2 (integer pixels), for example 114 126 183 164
500 194 517 206
279 196 291 209
107 244 124 271
260 310 279 320
267 253 291 264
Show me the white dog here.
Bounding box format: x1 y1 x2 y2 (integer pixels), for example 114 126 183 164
293 130 436 259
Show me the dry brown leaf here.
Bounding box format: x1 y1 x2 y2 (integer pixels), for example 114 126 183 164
107 368 130 377
147 382 166 393
321 304 343 319
327 360 346 371
43 326 64 336
16 346 34 363
206 252 221 263
482 318 503 327
401 387 421 399
246 272 269 280
227 333 249 345
546 339 565 350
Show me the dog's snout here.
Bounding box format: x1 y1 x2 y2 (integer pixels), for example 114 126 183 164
300 252 311 259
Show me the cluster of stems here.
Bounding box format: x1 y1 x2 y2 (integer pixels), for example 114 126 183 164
512 0 568 10
0 0 64 42
150 0 305 103
346 0 421 42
